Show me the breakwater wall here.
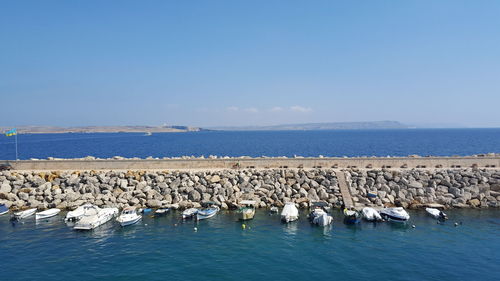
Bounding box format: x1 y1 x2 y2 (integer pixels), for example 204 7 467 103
4 155 500 170
1 167 499 211
347 169 500 209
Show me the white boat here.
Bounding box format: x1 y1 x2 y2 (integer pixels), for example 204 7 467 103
65 203 93 222
196 203 219 220
182 208 199 219
74 205 118 230
0 203 9 215
269 206 279 213
13 208 37 220
281 202 299 223
362 207 383 222
35 208 61 220
309 202 333 226
154 208 170 217
380 207 410 223
238 200 256 221
425 207 448 220
116 207 142 227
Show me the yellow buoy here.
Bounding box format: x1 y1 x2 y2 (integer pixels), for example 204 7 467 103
242 224 246 229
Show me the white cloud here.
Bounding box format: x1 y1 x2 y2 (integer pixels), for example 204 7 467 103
270 106 284 112
290 106 312 113
226 106 239 112
244 107 259 113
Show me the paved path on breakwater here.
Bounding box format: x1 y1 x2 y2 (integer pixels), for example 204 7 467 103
336 171 353 208
2 155 499 171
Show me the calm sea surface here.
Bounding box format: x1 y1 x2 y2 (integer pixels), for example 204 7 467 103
0 129 500 160
1 209 499 281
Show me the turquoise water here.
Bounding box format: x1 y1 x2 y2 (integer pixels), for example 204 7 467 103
1 209 499 281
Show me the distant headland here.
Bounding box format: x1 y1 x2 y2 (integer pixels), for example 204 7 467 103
210 120 412 131
2 121 474 134
0 125 207 134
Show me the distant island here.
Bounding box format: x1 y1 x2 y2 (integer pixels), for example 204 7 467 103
211 120 411 131
0 125 207 134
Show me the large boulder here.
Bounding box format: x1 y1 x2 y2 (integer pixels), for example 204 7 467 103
189 190 201 201
146 199 161 208
409 181 423 189
0 183 12 193
210 175 221 183
469 198 480 207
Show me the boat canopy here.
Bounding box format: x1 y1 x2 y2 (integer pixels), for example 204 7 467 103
239 200 256 206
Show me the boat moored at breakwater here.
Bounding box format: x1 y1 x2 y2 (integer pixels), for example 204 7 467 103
238 200 256 221
74 205 118 230
380 207 410 223
196 202 219 220
35 208 60 220
281 202 299 223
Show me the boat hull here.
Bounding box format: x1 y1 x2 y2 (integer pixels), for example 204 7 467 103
239 208 255 221
35 209 61 220
380 207 410 223
281 215 298 223
182 208 198 219
281 203 299 223
362 207 382 222
74 208 118 230
425 208 447 220
118 216 141 227
14 208 37 220
312 213 333 226
0 204 9 215
197 211 217 220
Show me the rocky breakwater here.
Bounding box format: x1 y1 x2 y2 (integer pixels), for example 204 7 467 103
347 169 500 208
0 169 342 211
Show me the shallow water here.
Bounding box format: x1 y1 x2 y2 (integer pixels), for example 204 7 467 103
1 128 500 160
1 209 499 281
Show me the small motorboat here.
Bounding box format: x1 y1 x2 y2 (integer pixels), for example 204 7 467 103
308 202 333 226
139 208 152 214
425 208 448 220
197 202 220 220
238 200 256 221
116 207 142 227
0 203 9 215
343 208 361 224
154 208 170 217
380 207 410 223
35 208 61 220
281 202 299 223
13 208 37 220
182 208 199 220
65 203 93 222
74 205 118 230
362 207 383 222
269 206 279 214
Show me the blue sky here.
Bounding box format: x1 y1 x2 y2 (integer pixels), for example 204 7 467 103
1 1 499 127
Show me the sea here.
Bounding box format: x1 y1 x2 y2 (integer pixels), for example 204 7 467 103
0 128 499 160
0 210 499 281
0 128 499 281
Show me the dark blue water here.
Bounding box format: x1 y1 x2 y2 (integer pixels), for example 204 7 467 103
1 209 499 281
1 129 499 160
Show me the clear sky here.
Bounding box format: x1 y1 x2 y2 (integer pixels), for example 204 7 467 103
1 0 499 128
